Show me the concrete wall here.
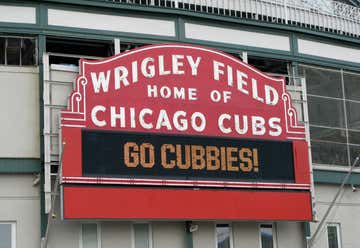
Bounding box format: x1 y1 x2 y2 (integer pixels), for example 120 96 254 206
233 222 260 248
48 9 176 37
48 215 189 248
185 22 290 52
0 174 40 248
311 184 360 248
0 66 39 158
152 222 187 248
0 66 40 247
193 222 216 248
47 211 306 248
277 222 306 248
0 5 36 24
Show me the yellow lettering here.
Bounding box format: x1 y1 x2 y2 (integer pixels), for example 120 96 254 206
176 145 191 169
161 144 175 169
124 142 139 167
191 145 205 170
140 143 155 168
226 147 239 172
206 146 220 170
239 148 253 172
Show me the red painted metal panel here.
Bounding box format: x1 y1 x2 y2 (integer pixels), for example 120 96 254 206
62 127 82 177
60 44 312 220
293 140 311 184
63 186 312 221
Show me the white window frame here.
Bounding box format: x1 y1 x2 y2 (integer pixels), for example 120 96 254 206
0 222 16 248
131 222 153 248
215 223 234 248
258 223 277 248
79 222 101 248
326 223 342 248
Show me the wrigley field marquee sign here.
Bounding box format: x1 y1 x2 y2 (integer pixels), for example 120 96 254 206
60 44 312 221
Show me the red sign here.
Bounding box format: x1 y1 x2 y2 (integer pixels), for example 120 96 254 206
61 44 312 221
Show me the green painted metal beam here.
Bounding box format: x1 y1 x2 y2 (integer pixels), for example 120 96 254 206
313 169 360 185
0 158 40 173
185 222 194 248
38 33 47 239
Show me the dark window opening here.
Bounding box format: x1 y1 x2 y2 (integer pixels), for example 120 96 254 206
327 224 341 248
224 53 290 76
248 56 289 75
0 38 5 65
0 36 36 66
260 224 274 248
46 38 115 65
46 38 146 65
216 224 231 248
21 38 36 65
7 38 21 65
248 56 292 84
120 43 144 53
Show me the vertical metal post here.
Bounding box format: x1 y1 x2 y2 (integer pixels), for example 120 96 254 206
185 222 194 248
43 53 51 214
241 51 248 63
284 0 288 24
114 38 121 55
301 77 317 221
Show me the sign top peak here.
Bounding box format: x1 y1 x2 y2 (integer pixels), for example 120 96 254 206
62 43 305 141
81 43 283 83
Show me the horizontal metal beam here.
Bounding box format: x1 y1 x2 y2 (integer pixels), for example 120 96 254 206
0 158 41 173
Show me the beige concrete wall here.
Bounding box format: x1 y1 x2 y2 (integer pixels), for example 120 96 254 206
311 184 360 248
101 222 132 248
48 220 187 248
185 22 290 51
298 38 360 64
48 220 133 248
0 175 40 248
233 222 260 248
193 222 215 248
47 219 308 248
152 222 187 248
277 222 306 248
0 5 36 24
0 66 39 158
48 9 176 37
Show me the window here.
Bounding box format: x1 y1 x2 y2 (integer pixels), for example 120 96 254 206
0 36 36 66
300 65 360 167
343 72 360 102
327 223 341 248
248 56 290 75
132 223 152 248
300 66 342 98
46 38 114 65
81 223 100 248
216 224 232 248
0 223 16 248
260 224 275 248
